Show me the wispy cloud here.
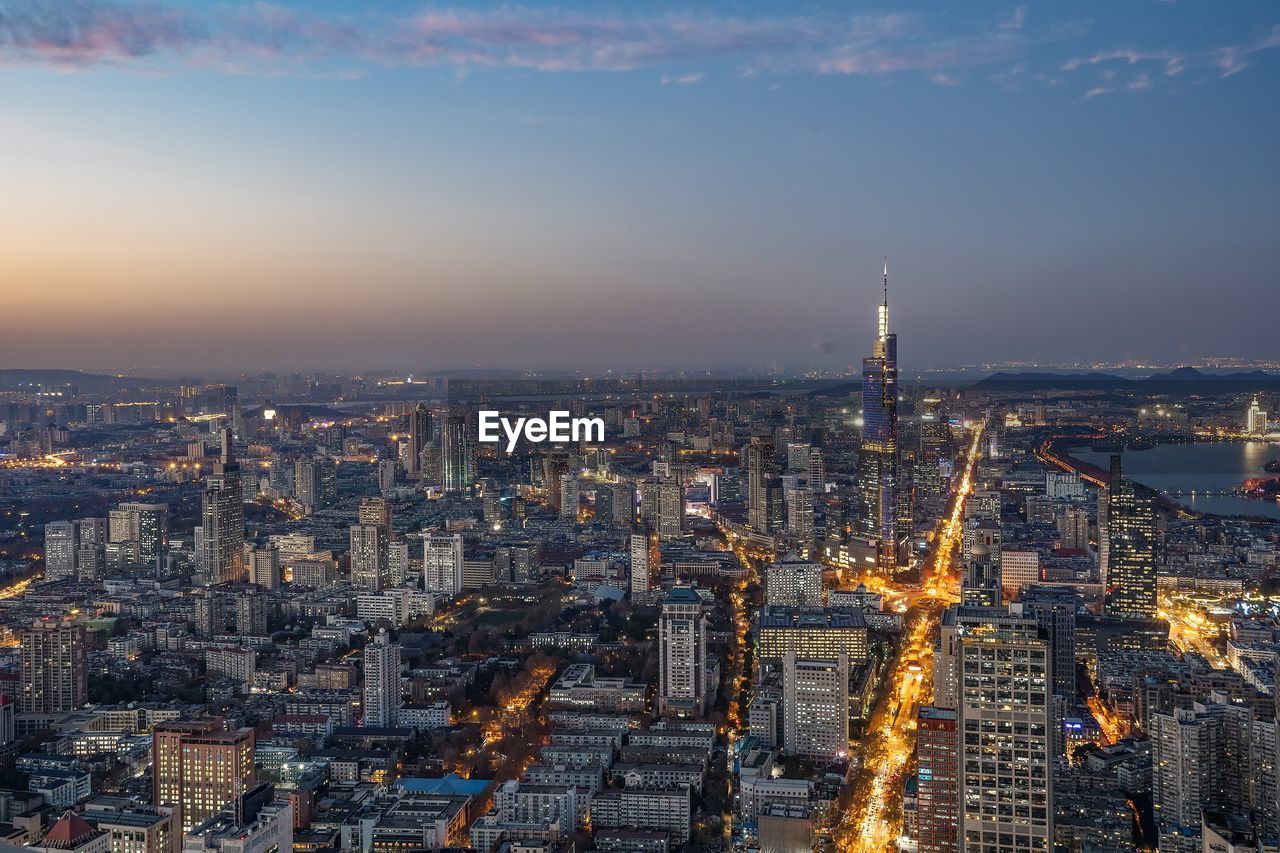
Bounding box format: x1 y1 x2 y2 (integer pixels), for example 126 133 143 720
660 71 703 85
1214 24 1280 77
1063 23 1280 92
0 1 1029 80
999 6 1027 31
1061 49 1184 73
0 0 1275 99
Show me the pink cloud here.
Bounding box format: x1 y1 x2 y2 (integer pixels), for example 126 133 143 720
1 0 1274 100
1213 24 1280 78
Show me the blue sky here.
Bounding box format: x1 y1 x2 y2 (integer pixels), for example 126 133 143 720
1 1 1277 373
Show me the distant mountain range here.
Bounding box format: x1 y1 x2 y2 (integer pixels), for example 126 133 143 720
0 369 174 394
976 366 1280 392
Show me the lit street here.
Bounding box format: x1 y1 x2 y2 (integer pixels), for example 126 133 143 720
834 423 984 852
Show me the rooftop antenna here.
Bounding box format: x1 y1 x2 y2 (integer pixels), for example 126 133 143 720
877 256 889 341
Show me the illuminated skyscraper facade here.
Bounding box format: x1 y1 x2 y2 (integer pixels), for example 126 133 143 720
1104 455 1157 619
658 586 707 717
440 411 472 494
20 620 87 714
201 429 245 585
363 629 402 728
349 524 389 591
956 614 1053 852
919 397 949 510
917 706 959 853
857 260 900 574
782 651 849 763
745 438 778 533
152 718 255 831
1246 396 1268 435
422 532 464 596
407 403 432 476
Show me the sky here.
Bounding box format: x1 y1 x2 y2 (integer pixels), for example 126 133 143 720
1 0 1278 375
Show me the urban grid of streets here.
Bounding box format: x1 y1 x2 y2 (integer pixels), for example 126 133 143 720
716 421 985 851
831 422 985 852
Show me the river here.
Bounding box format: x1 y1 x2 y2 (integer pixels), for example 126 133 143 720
1074 440 1280 520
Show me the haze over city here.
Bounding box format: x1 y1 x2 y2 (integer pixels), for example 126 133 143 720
2 0 1278 372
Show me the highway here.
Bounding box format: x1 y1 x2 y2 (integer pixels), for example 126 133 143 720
1159 595 1229 668
832 422 984 852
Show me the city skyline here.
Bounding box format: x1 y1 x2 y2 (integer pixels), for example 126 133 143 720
6 3 1280 851
3 0 1278 371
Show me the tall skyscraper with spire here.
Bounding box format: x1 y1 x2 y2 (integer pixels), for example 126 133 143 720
201 428 245 585
857 259 900 574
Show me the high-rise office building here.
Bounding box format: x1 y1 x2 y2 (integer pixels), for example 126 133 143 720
782 651 849 763
246 545 280 590
358 497 393 535
918 397 949 509
109 502 169 569
745 439 777 532
1018 586 1079 704
658 586 708 717
152 719 255 831
440 411 472 494
953 610 1053 852
293 456 335 510
961 543 1001 607
916 706 959 853
757 606 869 665
1151 702 1237 843
765 555 823 607
407 403 432 477
637 476 659 526
592 483 616 527
493 541 539 586
806 447 826 493
233 592 268 637
421 532 464 596
1104 455 1157 618
43 521 79 582
293 458 319 509
1057 504 1090 550
349 524 389 591
1246 396 1268 435
787 487 815 554
377 458 398 494
20 621 87 714
857 260 900 575
1149 692 1279 846
656 478 684 540
201 430 245 585
363 629 402 728
786 441 811 472
630 529 658 600
612 481 635 527
559 472 580 519
388 540 409 586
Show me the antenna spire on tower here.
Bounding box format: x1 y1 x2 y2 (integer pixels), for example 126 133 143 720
877 256 890 342
883 256 889 308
